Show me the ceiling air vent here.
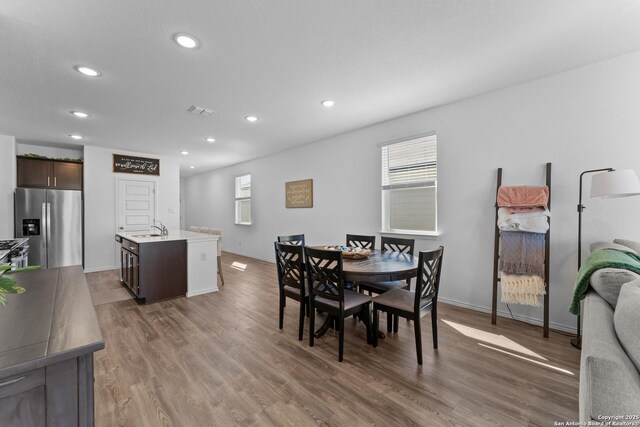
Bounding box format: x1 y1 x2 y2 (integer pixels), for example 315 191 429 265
187 105 214 117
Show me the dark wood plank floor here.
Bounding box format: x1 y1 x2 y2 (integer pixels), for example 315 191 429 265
87 252 580 426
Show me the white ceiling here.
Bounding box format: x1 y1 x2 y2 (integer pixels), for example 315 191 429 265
2 1 640 177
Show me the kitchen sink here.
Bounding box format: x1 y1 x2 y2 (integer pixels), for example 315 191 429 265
131 233 163 238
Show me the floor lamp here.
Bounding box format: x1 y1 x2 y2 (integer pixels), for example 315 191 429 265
573 168 640 349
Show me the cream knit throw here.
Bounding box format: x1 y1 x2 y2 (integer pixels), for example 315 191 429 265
501 274 546 307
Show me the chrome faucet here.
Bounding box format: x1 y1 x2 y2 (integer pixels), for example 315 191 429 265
152 220 169 236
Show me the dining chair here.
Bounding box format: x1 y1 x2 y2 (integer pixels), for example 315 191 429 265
274 242 307 341
346 234 376 249
358 236 415 331
277 234 306 246
305 246 372 362
372 246 444 365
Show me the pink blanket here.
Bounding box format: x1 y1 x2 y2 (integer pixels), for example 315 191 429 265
497 186 549 212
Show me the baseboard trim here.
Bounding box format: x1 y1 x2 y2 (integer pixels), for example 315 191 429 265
438 297 576 334
187 287 219 297
84 266 117 273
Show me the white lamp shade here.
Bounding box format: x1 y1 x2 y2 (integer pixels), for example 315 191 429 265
591 169 640 199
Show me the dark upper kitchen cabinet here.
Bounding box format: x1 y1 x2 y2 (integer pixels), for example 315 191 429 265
16 157 83 190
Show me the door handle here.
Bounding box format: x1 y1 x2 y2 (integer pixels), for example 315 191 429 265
47 177 50 187
119 226 124 230
54 177 57 187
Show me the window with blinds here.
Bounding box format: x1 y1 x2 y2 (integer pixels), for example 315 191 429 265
235 174 252 225
381 134 437 233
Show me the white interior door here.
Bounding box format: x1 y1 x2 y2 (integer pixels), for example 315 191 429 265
117 179 156 232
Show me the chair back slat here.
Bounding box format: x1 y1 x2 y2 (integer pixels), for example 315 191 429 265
346 234 376 249
278 234 306 246
274 242 305 291
415 247 444 311
381 236 415 255
304 246 344 303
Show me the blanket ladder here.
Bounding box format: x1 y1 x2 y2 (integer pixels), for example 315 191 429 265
491 162 551 338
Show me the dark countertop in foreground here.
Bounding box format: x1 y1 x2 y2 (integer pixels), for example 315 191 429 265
0 266 104 379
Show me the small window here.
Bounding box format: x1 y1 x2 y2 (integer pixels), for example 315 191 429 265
381 134 437 234
235 174 252 225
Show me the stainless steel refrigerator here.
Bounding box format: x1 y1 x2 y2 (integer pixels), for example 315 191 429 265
14 188 82 268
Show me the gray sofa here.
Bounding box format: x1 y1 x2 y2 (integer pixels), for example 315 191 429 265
580 265 640 421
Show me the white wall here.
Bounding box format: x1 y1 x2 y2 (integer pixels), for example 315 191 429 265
0 135 16 238
185 50 640 331
84 146 180 272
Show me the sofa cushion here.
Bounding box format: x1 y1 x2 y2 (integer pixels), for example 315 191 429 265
614 280 640 373
614 239 640 254
580 291 640 421
590 268 640 309
590 241 638 255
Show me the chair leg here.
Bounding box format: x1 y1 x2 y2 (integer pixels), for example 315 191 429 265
298 301 305 341
217 255 224 286
309 303 315 347
431 306 438 349
373 307 379 348
387 314 393 333
364 304 372 345
279 295 284 330
338 315 345 362
414 317 423 365
393 314 399 333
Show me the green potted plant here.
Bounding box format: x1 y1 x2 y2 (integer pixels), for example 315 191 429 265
0 265 39 305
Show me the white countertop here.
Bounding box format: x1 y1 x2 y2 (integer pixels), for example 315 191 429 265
116 230 219 244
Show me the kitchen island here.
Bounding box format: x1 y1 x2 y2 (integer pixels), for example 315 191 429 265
0 266 104 427
116 230 219 303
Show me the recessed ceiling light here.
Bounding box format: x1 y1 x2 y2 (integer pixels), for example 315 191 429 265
321 99 335 108
74 66 101 77
174 33 199 49
71 111 89 118
245 116 258 122
180 151 189 155
205 137 216 143
190 166 195 169
69 134 83 140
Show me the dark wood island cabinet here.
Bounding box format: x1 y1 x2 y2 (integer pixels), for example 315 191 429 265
0 266 104 427
118 236 187 303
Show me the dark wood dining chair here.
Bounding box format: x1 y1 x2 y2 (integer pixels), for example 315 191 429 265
346 234 376 249
372 246 444 365
305 246 372 362
274 242 307 341
277 234 306 246
358 236 415 332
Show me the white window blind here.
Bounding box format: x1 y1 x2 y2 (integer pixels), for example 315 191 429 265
381 134 437 233
235 174 252 225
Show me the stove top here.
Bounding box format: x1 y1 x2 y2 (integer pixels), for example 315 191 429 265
0 240 19 251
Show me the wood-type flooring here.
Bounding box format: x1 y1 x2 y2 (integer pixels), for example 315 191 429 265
87 252 580 426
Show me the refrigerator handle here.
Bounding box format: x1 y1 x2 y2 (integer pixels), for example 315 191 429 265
41 203 47 250
46 203 51 248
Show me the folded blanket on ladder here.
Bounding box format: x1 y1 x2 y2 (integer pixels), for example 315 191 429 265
497 186 549 213
499 231 545 276
501 274 546 307
497 207 550 234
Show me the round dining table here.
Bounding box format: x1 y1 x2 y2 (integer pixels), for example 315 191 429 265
311 248 419 339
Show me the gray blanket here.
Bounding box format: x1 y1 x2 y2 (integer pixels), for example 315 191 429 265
499 231 545 277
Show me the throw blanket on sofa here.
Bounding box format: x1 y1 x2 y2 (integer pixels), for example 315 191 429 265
497 207 550 234
499 231 545 276
497 186 549 212
570 249 640 315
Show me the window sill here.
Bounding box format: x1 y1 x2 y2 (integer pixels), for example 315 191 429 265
379 230 440 240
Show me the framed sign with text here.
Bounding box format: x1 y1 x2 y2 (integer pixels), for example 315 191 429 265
113 154 160 176
285 179 313 208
